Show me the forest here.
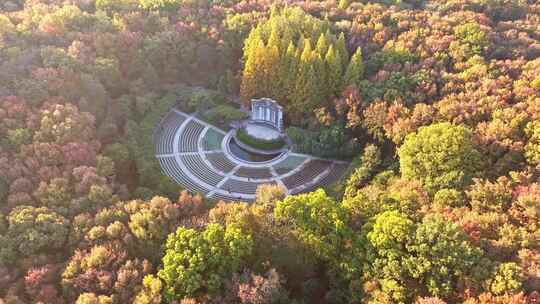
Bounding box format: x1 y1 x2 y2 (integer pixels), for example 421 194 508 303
0 0 539 303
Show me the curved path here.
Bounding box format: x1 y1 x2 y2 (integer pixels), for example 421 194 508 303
155 109 350 201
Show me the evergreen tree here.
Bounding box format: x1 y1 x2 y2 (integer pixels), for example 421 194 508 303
242 26 263 62
267 25 281 54
316 32 329 57
343 47 364 87
278 42 298 103
291 39 321 122
240 38 265 103
325 44 343 97
263 43 281 99
312 51 329 104
336 32 348 68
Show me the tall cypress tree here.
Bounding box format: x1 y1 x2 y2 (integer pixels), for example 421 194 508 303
267 25 281 54
325 44 343 97
264 43 281 99
243 26 262 62
343 47 364 88
336 32 348 68
316 32 329 58
279 42 298 103
240 38 266 103
290 39 314 120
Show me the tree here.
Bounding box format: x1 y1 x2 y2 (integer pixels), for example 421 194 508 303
226 268 290 304
363 210 415 302
240 38 265 103
404 215 486 298
343 47 364 87
453 23 488 58
133 275 163 304
34 178 72 213
7 206 69 256
62 243 150 301
343 144 381 199
279 42 299 101
336 32 348 69
398 123 482 194
489 263 523 295
6 128 31 151
75 293 113 304
127 196 181 259
316 32 329 57
158 223 253 300
290 39 322 121
325 45 343 97
96 0 138 12
262 43 281 98
138 0 182 11
524 121 540 168
274 189 363 297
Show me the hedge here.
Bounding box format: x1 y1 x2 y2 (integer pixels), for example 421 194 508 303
236 127 286 151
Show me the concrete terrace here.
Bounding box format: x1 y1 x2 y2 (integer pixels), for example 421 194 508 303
154 108 350 201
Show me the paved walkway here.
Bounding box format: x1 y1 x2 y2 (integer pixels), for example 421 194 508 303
155 109 349 201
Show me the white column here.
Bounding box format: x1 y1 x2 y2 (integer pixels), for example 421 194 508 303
278 110 283 131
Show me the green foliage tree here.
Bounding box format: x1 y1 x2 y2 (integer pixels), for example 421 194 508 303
240 37 265 102
138 0 181 11
404 215 486 298
454 23 489 57
489 262 523 295
325 45 343 97
524 121 540 168
336 32 348 68
7 206 70 256
127 196 180 255
6 128 31 151
290 40 323 121
278 42 299 101
343 47 364 87
96 0 138 12
75 293 113 304
363 210 415 302
343 144 381 199
274 189 363 296
398 123 482 194
364 212 488 302
158 223 253 300
133 275 163 304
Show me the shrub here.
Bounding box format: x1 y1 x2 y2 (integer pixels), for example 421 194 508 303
236 127 286 151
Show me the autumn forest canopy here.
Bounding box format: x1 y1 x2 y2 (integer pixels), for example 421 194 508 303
0 0 539 303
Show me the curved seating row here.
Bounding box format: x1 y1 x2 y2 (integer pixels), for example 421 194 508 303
208 192 247 202
207 152 237 173
178 120 204 152
220 179 272 195
154 112 185 155
181 154 224 187
235 166 273 179
273 155 307 175
302 162 349 193
282 159 332 190
158 156 209 195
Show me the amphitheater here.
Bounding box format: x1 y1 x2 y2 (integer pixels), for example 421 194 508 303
154 108 350 201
